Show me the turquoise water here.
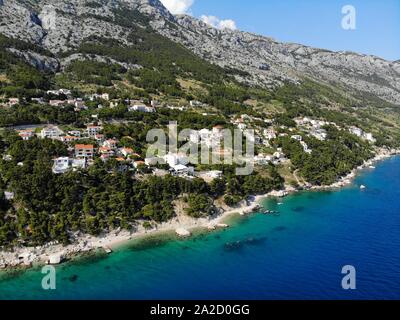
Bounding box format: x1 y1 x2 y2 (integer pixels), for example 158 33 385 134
1 156 400 300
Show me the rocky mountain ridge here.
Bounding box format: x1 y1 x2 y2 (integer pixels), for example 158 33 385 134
1 0 399 105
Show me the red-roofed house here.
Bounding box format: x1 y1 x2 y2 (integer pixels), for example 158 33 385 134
121 147 134 157
75 144 94 159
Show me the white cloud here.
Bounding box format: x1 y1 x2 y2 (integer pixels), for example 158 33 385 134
200 15 237 30
160 0 194 15
159 1 237 30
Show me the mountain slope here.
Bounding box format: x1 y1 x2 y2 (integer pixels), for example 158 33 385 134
160 14 400 105
0 0 399 106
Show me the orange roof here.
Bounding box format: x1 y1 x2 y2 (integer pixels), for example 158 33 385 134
75 144 94 149
116 157 125 162
99 146 110 151
122 147 134 153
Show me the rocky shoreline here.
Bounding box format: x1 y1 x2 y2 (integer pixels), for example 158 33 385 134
1 148 399 271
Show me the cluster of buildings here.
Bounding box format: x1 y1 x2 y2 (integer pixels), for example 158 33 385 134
189 125 226 149
52 139 138 174
13 123 138 174
294 117 329 141
253 149 286 165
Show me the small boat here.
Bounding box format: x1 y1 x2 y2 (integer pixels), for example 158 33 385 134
360 185 366 190
369 166 376 169
263 210 280 216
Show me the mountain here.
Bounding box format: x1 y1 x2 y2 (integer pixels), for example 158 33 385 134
0 0 399 106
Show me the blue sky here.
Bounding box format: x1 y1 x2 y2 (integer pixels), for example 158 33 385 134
161 0 400 61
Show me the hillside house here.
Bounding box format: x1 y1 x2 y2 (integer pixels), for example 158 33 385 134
75 144 94 159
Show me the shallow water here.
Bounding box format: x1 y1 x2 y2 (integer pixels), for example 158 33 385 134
1 157 400 300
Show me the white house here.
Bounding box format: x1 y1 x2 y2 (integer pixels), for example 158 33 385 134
171 164 194 176
128 104 155 113
52 157 71 174
41 126 63 139
164 153 189 167
264 128 277 140
68 130 81 137
18 129 34 141
87 125 102 137
145 157 162 166
53 157 86 173
75 144 94 159
103 139 118 149
291 135 303 141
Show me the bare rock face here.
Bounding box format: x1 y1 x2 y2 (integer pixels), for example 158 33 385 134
158 14 400 105
0 0 46 44
0 0 399 105
7 48 60 71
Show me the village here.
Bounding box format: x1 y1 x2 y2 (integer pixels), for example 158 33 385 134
2 87 379 186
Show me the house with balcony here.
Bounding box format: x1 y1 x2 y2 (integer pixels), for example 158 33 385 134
75 144 94 159
87 124 103 137
41 125 63 140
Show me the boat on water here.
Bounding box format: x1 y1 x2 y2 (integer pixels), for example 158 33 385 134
263 210 280 216
360 185 366 190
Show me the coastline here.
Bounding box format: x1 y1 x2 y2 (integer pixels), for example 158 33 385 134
1 147 399 271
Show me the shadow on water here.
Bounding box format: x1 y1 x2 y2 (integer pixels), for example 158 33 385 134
223 236 268 253
291 206 305 213
60 250 108 269
272 226 287 232
223 241 243 252
365 188 382 196
63 274 79 283
127 232 177 252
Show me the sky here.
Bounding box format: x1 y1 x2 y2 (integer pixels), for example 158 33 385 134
160 0 400 61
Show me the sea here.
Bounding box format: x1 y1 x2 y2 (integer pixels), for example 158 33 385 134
0 156 399 300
